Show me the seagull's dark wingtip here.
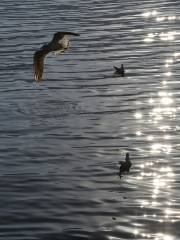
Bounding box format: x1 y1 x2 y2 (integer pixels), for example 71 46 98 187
65 32 80 36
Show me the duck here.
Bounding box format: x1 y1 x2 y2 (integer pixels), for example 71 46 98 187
33 31 80 81
113 64 125 77
119 152 132 178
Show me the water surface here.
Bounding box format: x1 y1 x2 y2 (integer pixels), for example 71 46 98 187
0 0 180 239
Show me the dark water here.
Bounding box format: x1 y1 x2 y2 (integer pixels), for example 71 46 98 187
0 0 180 239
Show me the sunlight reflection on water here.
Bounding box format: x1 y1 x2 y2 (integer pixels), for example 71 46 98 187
133 8 179 240
144 31 177 42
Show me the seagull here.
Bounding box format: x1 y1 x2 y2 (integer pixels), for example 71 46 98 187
113 64 125 77
119 152 132 178
33 31 80 81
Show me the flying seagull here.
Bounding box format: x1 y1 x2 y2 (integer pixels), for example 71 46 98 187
33 31 80 81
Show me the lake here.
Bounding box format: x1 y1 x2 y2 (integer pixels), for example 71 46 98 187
0 0 180 239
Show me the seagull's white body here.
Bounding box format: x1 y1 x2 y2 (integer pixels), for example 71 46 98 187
54 36 70 55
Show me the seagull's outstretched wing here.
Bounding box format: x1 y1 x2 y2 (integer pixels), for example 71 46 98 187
33 48 50 81
64 32 80 36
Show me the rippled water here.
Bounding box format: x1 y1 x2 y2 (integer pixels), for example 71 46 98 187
0 0 180 239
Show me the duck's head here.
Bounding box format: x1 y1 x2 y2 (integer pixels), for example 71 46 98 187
125 152 129 160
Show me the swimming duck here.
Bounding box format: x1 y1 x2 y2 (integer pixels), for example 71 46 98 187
33 31 80 81
113 64 125 77
119 152 132 178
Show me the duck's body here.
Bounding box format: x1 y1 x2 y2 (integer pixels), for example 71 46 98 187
113 64 125 77
33 31 80 81
119 153 132 178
